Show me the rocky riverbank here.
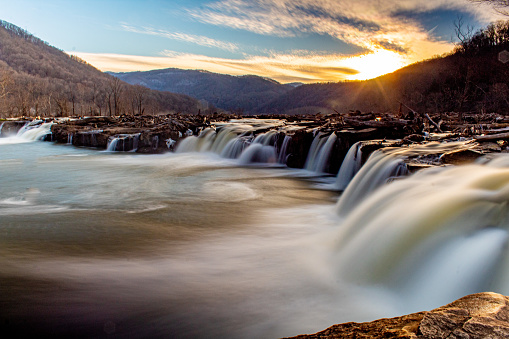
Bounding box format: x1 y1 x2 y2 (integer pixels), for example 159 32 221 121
288 292 509 338
2 110 509 174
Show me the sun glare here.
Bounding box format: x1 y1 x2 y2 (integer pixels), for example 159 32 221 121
342 48 407 81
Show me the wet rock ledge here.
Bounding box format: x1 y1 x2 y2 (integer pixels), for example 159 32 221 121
50 114 212 153
287 292 509 339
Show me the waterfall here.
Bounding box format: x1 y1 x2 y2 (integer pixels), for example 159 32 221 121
238 143 277 165
304 132 337 173
220 137 249 159
336 140 477 216
17 122 53 141
106 134 141 152
334 141 363 190
253 130 277 146
278 135 292 164
16 121 40 136
67 133 74 145
304 132 324 170
176 121 287 166
336 150 408 216
0 122 4 137
331 155 509 309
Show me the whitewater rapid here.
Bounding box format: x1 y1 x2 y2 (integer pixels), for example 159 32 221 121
2 120 509 338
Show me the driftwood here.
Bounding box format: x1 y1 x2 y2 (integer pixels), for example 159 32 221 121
399 101 443 133
474 131 509 141
343 118 408 129
424 113 443 133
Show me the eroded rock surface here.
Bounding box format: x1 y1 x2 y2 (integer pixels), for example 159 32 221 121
288 292 509 339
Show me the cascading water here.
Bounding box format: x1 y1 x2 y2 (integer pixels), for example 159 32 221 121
176 120 291 166
304 132 337 173
16 122 53 141
0 122 4 137
278 135 292 164
334 141 364 190
336 140 476 216
15 121 33 136
330 155 509 310
220 136 250 159
336 149 408 216
238 143 278 165
304 132 324 170
106 133 141 152
3 118 509 338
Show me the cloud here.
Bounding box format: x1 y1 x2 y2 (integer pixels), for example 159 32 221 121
71 50 372 83
187 0 502 57
120 23 239 52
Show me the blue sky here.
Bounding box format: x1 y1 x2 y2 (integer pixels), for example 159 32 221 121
0 0 502 83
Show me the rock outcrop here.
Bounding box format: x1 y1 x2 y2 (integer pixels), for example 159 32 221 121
50 114 211 153
288 292 509 338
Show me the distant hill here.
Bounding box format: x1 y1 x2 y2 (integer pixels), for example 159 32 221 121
0 20 203 118
260 21 509 115
111 68 293 113
113 19 509 117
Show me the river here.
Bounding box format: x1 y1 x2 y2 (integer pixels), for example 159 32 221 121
1 121 509 338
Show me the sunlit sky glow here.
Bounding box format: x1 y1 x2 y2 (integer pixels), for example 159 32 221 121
0 0 503 83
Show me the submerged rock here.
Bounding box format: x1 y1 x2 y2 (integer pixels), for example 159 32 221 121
288 292 509 338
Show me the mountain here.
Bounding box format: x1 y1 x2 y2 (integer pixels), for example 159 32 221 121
261 21 509 115
0 20 203 118
113 21 509 116
111 68 293 114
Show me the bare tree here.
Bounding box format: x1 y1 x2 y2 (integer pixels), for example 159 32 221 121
471 0 509 15
0 71 12 116
108 77 124 116
454 16 475 47
132 85 148 115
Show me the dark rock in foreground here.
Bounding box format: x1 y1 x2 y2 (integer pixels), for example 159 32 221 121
288 292 509 338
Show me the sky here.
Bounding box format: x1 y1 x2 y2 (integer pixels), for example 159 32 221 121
0 0 504 83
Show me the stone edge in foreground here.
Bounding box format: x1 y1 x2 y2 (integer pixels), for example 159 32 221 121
287 292 509 338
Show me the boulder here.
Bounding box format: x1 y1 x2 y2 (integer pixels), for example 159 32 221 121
288 292 509 339
440 149 484 165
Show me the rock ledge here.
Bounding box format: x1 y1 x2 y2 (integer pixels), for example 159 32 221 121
288 292 509 338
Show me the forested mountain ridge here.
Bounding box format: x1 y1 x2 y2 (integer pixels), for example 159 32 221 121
113 21 509 116
260 21 509 115
0 20 204 118
112 68 295 114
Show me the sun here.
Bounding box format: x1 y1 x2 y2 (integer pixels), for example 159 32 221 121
342 48 407 81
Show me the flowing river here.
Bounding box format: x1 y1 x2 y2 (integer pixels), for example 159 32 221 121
2 121 509 338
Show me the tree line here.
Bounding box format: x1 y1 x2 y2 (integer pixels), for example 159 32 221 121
0 20 207 119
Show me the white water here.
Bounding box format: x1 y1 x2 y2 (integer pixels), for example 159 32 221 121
0 121 53 145
330 157 509 311
304 132 337 173
336 140 476 215
278 135 292 164
106 133 140 152
335 141 363 190
176 120 291 166
2 126 509 338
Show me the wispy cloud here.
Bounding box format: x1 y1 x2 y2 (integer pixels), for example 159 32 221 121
187 0 501 57
120 23 239 52
71 48 419 83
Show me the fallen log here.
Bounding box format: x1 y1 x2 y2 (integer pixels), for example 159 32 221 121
474 131 509 141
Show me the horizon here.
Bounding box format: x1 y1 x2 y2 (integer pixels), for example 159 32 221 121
0 0 504 84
